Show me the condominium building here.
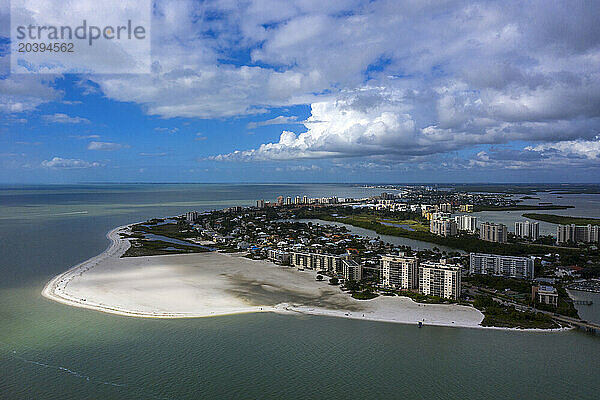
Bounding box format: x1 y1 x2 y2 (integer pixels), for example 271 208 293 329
267 249 290 264
256 199 265 208
469 253 534 279
285 196 292 205
289 251 347 272
185 211 199 222
479 222 507 243
302 195 309 204
342 259 362 282
455 215 477 233
515 220 539 241
381 254 419 290
294 196 301 204
430 217 458 237
556 224 600 244
418 261 461 300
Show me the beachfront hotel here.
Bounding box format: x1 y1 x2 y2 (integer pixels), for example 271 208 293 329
418 261 461 300
469 253 534 280
381 254 419 290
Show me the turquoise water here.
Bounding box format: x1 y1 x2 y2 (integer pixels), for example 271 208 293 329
1 184 599 399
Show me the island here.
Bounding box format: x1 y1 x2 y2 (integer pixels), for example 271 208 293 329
42 223 486 328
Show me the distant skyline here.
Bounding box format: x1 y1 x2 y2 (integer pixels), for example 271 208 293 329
1 1 600 183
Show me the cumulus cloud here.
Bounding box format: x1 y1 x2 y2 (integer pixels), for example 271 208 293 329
41 157 103 169
43 113 90 124
87 141 128 151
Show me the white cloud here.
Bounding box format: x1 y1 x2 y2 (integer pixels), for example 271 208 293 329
87 141 128 151
247 115 299 129
154 127 179 134
41 157 103 169
43 113 90 124
526 138 600 160
0 76 60 113
70 134 101 140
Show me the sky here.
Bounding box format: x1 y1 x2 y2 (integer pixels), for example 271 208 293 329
1 0 600 184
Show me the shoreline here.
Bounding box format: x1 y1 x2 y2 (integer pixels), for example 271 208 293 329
42 223 570 332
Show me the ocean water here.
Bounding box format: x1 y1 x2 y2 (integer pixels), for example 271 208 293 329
1 184 599 399
472 192 600 235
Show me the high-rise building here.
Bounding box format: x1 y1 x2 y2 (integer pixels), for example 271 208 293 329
294 196 301 204
185 211 199 222
256 199 265 208
459 204 474 212
515 220 539 241
479 222 507 243
381 254 419 290
342 259 362 282
302 195 309 204
430 218 458 236
556 224 600 244
439 203 453 213
469 253 534 279
285 196 292 205
418 261 461 300
455 215 477 233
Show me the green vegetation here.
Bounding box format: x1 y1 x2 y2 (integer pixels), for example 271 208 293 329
464 275 531 295
522 213 600 226
122 239 210 258
351 291 379 300
380 218 429 232
397 291 457 304
474 295 559 329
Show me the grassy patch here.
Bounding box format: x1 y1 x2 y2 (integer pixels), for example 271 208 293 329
122 239 210 258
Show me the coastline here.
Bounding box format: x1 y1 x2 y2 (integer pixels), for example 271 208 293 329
42 223 569 332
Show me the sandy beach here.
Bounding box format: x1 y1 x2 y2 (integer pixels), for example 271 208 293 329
42 224 490 328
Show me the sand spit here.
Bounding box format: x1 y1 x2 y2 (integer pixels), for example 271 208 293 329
42 224 566 331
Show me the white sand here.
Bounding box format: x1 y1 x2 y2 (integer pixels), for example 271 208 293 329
43 224 489 328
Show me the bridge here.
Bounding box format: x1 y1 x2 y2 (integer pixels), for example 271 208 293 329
549 314 600 333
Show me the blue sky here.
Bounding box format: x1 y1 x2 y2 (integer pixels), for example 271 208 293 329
1 0 600 183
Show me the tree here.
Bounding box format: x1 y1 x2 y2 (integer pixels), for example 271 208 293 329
329 277 339 285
